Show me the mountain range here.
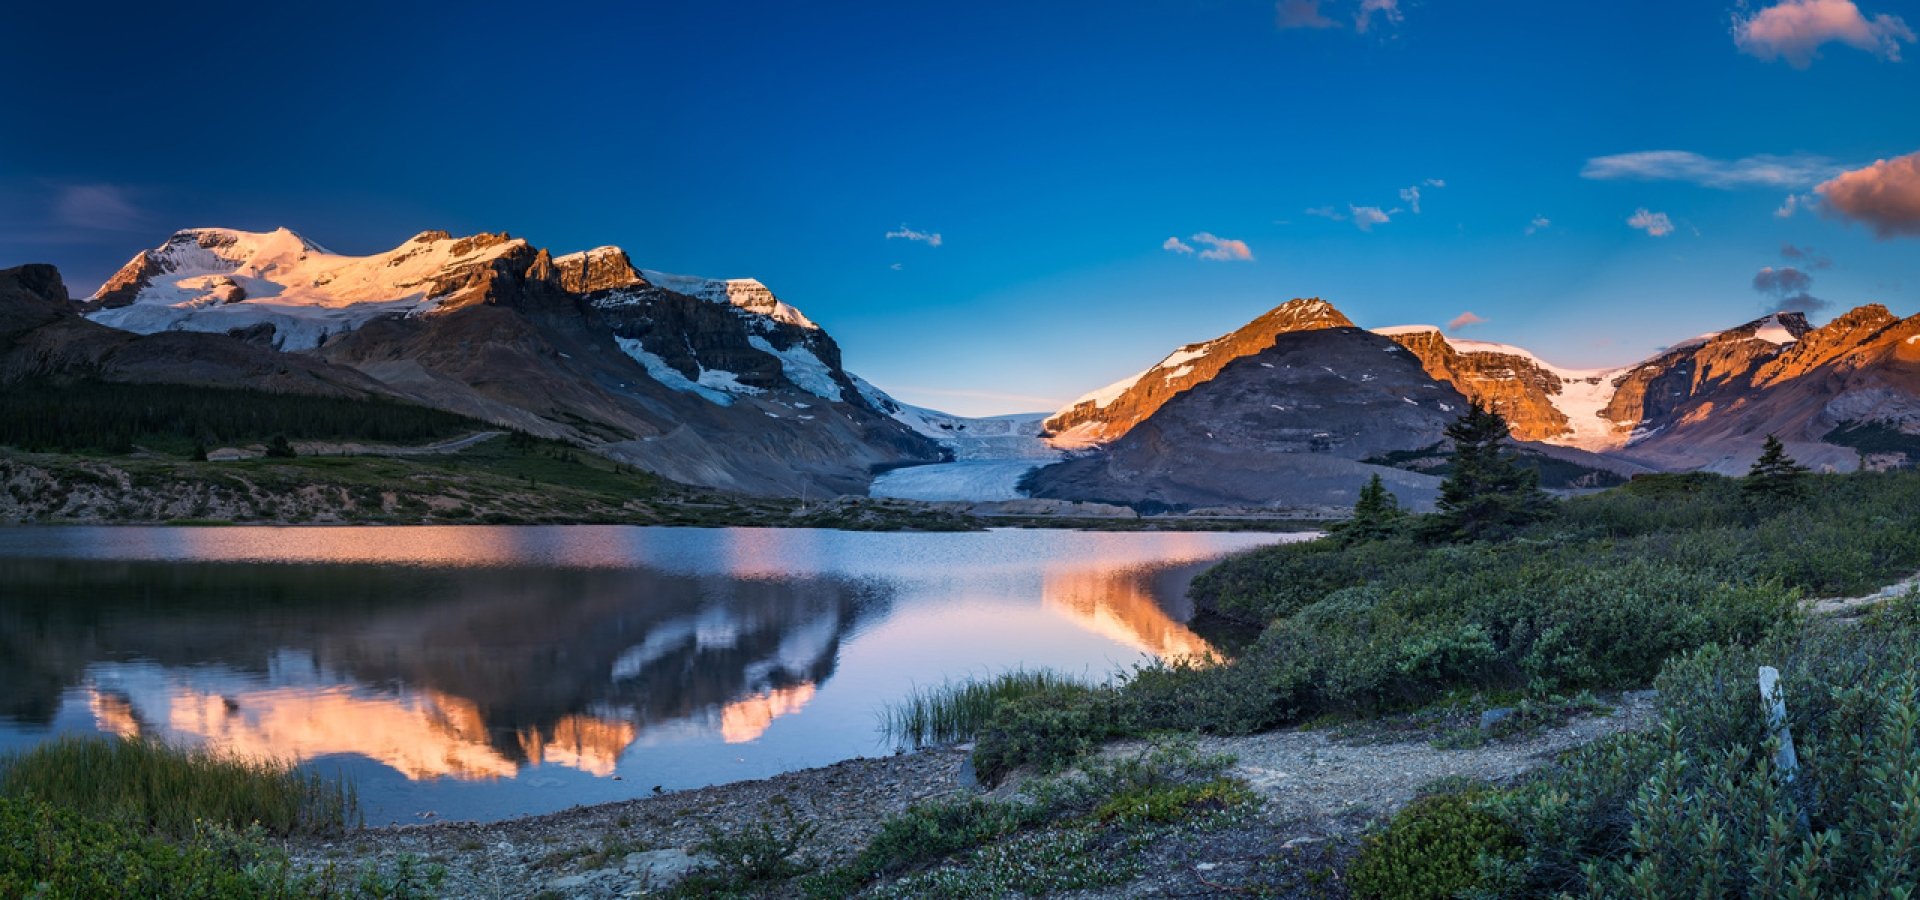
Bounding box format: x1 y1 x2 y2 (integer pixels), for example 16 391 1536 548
7 226 1919 512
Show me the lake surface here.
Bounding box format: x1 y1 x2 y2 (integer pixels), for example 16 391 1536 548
0 525 1304 825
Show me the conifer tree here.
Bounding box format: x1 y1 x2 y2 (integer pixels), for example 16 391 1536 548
1420 403 1554 542
1743 434 1808 506
1334 473 1405 544
264 434 296 459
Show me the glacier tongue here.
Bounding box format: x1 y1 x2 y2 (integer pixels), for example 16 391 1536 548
853 374 1063 500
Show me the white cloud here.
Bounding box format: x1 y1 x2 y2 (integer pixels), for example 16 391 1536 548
889 262 903 271
1397 180 1442 214
1190 232 1254 261
1627 208 1676 237
1350 205 1394 231
885 225 943 247
1525 215 1551 235
1162 236 1195 255
1446 311 1487 332
1581 150 1846 190
1733 0 1915 68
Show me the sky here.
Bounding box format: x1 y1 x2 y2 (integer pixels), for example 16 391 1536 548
3 0 1918 416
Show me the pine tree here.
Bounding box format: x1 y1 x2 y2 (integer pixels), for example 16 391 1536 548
1420 403 1554 543
190 441 208 462
1334 473 1405 544
264 434 296 459
1743 434 1808 507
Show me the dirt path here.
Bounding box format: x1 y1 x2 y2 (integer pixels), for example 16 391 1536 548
291 430 507 458
1203 691 1658 826
1811 571 1920 619
291 693 1659 898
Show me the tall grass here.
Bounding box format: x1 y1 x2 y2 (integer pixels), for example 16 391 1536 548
0 736 358 838
882 669 1096 748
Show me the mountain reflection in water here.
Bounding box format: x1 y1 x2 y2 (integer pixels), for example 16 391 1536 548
0 526 1302 823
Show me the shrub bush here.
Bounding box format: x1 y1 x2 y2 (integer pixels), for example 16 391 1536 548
972 686 1122 785
1485 606 1920 897
1348 791 1519 900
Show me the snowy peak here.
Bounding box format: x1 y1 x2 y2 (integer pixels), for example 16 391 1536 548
84 227 533 351
637 270 817 330
1043 297 1356 445
1258 297 1355 332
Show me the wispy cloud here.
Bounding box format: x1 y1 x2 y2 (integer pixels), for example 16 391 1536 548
1306 203 1399 231
1356 0 1403 34
1780 242 1833 268
52 183 145 231
1525 215 1552 235
1627 208 1675 237
1733 0 1915 68
1582 150 1846 190
1753 265 1830 313
1191 232 1255 261
1277 0 1405 33
1447 311 1487 332
1162 236 1195 255
1275 0 1337 28
885 225 943 247
1398 179 1443 214
1816 150 1920 237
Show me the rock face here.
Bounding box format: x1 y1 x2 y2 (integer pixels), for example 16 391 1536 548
1379 328 1585 443
66 228 945 496
1617 307 1920 473
1043 298 1354 445
1025 327 1467 510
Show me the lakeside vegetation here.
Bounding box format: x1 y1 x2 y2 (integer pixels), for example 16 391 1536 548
863 407 1920 896
0 737 443 898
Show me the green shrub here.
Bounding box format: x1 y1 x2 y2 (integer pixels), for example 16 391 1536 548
1348 791 1519 900
0 736 357 839
972 686 1121 785
1487 609 1920 897
1093 777 1253 826
0 796 440 900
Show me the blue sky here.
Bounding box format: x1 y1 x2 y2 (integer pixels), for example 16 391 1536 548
3 0 1917 415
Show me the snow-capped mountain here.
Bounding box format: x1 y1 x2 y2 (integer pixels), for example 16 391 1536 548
84 228 530 351
1024 297 1920 509
1044 298 1355 446
60 227 944 495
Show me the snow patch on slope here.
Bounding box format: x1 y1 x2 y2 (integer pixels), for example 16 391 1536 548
614 337 762 406
748 337 843 402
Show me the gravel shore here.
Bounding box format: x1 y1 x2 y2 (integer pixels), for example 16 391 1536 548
289 692 1659 898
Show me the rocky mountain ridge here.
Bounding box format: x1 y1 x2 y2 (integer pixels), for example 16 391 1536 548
1040 298 1920 478
19 227 946 495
